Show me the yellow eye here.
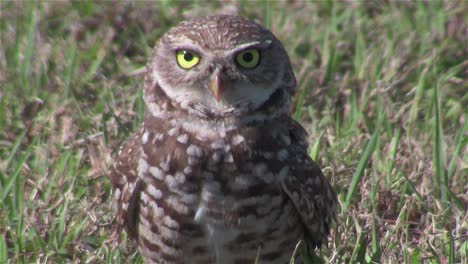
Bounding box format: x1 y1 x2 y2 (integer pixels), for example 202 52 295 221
235 49 260 69
176 50 200 69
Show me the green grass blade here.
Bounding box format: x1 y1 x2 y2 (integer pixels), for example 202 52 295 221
19 1 37 94
447 121 467 180
343 129 379 210
0 235 6 264
262 0 272 28
309 133 323 161
432 73 448 209
0 150 30 203
3 130 27 170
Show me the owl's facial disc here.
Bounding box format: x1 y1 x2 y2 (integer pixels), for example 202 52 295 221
148 15 296 120
153 42 285 117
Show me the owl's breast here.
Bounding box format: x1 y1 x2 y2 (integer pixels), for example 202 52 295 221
137 117 303 263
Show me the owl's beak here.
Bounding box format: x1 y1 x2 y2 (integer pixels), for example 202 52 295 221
209 71 223 101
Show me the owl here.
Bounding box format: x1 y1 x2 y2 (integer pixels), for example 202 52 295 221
110 15 337 264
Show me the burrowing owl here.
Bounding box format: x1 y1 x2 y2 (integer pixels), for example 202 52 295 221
110 15 337 263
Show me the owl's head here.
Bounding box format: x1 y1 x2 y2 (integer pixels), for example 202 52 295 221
145 15 296 120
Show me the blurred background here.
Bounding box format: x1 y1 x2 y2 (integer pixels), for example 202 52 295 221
0 1 466 263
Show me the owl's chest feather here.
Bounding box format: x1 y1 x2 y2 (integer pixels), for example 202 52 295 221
141 124 288 215
137 118 301 262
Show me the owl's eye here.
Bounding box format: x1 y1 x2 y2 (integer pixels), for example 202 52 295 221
176 50 200 69
235 49 260 69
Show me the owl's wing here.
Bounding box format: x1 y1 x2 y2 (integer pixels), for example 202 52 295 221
281 121 338 248
109 132 143 240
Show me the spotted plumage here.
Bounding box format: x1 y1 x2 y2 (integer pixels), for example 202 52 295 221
110 15 337 264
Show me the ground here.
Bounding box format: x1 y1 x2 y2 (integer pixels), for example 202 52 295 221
0 1 466 263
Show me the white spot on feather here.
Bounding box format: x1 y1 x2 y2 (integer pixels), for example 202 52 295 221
167 127 179 136
142 132 149 144
138 158 149 179
277 149 289 161
212 152 221 162
278 166 289 181
184 166 192 174
147 185 162 199
162 215 179 229
224 153 234 163
177 134 189 144
232 134 245 145
114 188 121 199
149 166 164 180
210 140 225 149
153 133 164 144
166 195 189 214
187 144 202 157
194 207 205 223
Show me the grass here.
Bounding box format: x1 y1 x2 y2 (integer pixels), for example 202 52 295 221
0 1 466 263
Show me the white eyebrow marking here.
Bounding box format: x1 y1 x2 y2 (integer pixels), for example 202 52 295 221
170 37 203 52
228 40 273 56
